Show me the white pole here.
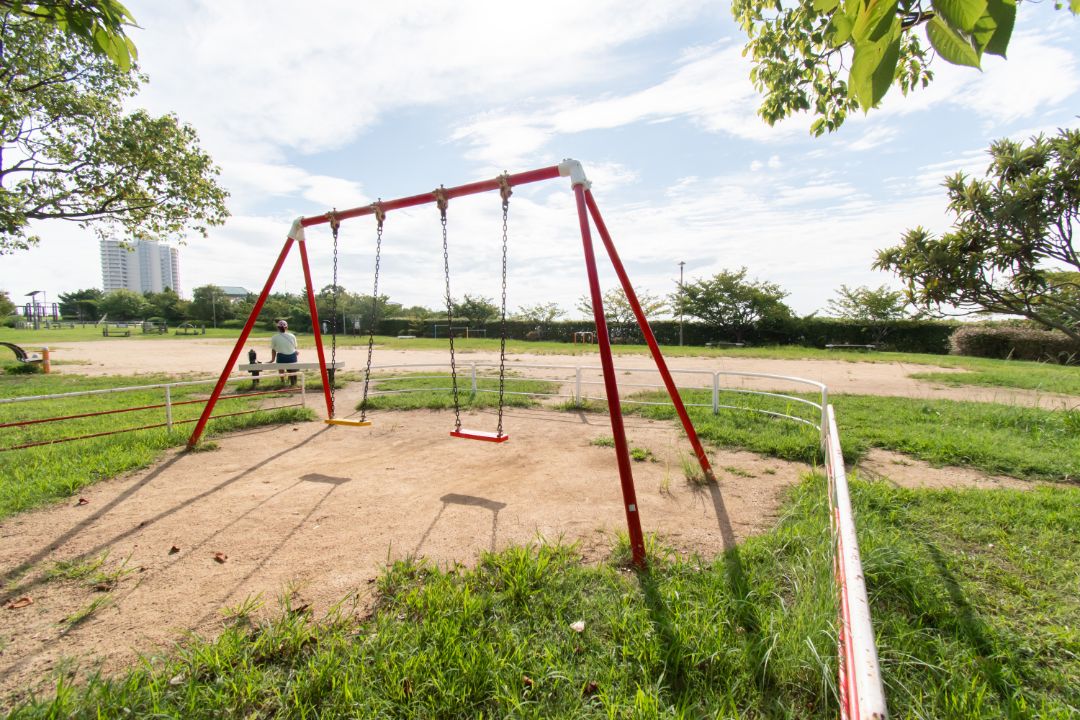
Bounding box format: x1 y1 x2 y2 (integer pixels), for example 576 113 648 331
470 363 478 395
165 385 173 431
300 371 306 407
712 372 720 415
575 366 583 403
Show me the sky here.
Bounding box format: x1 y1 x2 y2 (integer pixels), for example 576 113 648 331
4 0 1079 318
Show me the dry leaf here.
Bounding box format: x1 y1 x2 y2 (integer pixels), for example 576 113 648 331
5 597 32 610
522 675 534 688
213 552 228 564
93 582 113 592
76 497 89 506
583 680 600 697
168 545 180 555
168 673 184 686
570 620 585 633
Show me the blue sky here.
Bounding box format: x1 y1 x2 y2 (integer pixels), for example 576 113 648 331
4 0 1079 317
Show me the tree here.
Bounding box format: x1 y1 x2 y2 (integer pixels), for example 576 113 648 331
875 129 1080 341
189 285 232 326
0 0 138 70
578 288 666 342
672 268 793 343
144 288 189 323
514 302 565 339
0 289 15 317
453 294 500 326
733 0 1077 135
826 284 912 321
97 288 148 320
1 12 229 253
58 287 103 320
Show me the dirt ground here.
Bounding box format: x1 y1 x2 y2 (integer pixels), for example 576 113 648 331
49 337 1077 409
0 338 1061 702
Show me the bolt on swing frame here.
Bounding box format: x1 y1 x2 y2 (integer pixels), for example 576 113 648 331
186 159 715 567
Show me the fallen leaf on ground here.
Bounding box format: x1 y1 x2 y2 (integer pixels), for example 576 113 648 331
93 582 113 592
583 680 600 697
168 673 184 686
76 498 89 506
213 552 227 564
522 675 533 688
570 620 585 633
5 597 32 610
168 545 180 555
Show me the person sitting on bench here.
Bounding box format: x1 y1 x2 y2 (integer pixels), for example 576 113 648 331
270 320 300 386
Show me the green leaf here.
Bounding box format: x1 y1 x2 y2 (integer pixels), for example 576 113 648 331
973 0 1015 56
849 19 903 109
932 0 988 32
1072 0 1079 14
813 0 841 11
852 0 900 42
926 15 982 67
827 13 854 46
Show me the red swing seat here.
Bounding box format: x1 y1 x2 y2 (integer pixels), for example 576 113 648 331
451 429 509 443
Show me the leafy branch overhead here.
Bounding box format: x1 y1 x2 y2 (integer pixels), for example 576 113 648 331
875 128 1080 341
0 7 228 253
733 0 1076 134
0 0 139 70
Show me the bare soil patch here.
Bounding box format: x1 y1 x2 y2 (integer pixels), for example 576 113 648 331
856 448 1039 491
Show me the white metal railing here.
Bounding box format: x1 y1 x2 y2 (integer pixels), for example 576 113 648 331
0 371 309 449
363 361 829 442
824 405 888 719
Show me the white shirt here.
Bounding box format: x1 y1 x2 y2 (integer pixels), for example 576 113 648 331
270 331 298 355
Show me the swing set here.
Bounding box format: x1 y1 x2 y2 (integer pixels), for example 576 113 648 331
186 159 715 566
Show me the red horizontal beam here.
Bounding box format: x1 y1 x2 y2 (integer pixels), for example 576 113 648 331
300 165 563 228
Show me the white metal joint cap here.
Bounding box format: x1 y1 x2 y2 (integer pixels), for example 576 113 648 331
288 217 306 243
558 158 591 189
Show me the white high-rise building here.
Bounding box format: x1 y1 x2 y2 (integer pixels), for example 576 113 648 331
100 240 181 295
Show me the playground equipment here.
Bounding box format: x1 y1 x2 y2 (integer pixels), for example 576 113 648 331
573 330 596 344
174 322 206 335
187 160 716 567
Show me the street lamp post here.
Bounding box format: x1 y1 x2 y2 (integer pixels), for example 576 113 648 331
677 262 685 346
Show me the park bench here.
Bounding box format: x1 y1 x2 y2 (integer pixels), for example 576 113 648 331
175 323 206 335
825 344 877 351
705 341 745 347
237 361 346 387
102 326 131 337
0 342 42 364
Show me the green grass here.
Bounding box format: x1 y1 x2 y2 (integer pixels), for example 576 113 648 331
907 357 1080 396
359 373 557 412
11 477 1078 718
622 389 1080 481
0 372 314 519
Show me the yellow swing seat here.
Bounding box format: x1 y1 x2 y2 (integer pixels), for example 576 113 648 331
324 418 373 427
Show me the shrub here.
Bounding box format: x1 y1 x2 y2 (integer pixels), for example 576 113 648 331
5 362 44 375
950 325 1080 364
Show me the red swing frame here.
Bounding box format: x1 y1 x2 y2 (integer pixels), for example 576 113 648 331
186 159 714 567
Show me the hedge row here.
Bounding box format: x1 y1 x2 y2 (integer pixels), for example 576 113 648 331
362 317 958 354
950 326 1080 364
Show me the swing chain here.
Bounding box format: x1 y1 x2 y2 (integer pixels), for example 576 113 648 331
497 173 512 437
328 209 340 418
436 186 462 431
360 202 384 421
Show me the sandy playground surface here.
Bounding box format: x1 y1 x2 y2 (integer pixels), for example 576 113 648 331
0 338 1061 702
